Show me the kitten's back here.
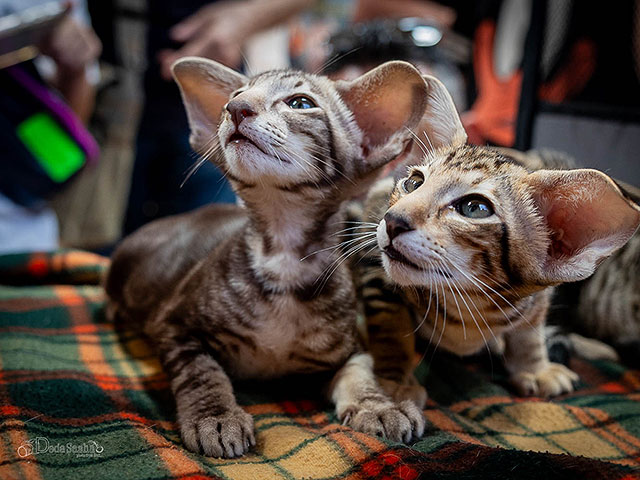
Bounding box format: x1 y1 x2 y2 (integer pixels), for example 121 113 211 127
105 204 248 323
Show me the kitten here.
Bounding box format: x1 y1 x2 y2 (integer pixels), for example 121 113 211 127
105 58 429 457
354 76 640 404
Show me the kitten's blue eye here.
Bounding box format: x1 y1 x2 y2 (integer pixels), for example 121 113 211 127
287 96 316 109
402 172 424 193
456 195 494 219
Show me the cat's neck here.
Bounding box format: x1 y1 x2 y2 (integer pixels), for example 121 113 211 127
239 186 348 288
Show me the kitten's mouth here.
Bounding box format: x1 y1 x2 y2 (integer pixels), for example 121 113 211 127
383 246 424 270
227 131 269 156
228 132 252 144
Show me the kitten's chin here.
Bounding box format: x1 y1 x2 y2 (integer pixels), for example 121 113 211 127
225 146 290 183
225 147 323 189
380 253 430 287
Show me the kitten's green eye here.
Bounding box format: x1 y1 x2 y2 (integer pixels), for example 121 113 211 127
456 195 494 219
402 172 424 193
287 96 316 109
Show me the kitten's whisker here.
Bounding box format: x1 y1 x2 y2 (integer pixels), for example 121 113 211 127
315 237 377 283
314 239 378 294
330 225 377 236
335 232 377 239
405 128 428 157
306 152 355 186
313 46 363 75
410 261 434 336
282 148 336 187
455 269 516 328
446 262 543 339
463 269 543 337
437 261 466 340
441 261 494 362
429 269 447 364
333 220 379 227
300 234 375 262
423 130 435 152
181 139 222 188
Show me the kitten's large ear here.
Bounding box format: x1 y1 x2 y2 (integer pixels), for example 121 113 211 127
172 57 247 153
419 75 467 151
527 168 640 284
380 75 468 176
335 61 427 168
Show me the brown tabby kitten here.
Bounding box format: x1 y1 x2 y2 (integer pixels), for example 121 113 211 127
354 76 640 404
105 58 429 457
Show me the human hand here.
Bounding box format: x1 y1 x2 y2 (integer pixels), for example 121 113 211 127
158 1 250 80
38 14 102 75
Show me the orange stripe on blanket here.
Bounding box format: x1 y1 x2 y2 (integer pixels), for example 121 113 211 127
136 423 206 478
448 395 525 412
5 420 44 480
566 405 640 464
426 410 487 445
53 285 87 308
73 324 99 334
327 430 370 463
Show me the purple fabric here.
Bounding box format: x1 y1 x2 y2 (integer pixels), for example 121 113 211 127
7 65 99 163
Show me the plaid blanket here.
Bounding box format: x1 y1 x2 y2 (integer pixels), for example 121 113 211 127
1 250 639 480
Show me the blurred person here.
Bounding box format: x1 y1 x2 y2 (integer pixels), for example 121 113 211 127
0 0 101 254
123 0 314 235
352 0 456 27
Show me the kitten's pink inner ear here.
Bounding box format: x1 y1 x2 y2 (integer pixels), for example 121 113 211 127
529 169 640 283
172 57 248 152
337 61 427 147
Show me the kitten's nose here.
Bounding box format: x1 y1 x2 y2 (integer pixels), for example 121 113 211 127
226 99 256 127
384 212 413 240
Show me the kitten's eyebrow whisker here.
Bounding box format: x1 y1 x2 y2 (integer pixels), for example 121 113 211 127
423 130 435 152
313 46 363 75
405 128 428 157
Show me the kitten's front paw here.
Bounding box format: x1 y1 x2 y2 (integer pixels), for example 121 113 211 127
179 407 255 457
339 399 425 442
510 362 579 397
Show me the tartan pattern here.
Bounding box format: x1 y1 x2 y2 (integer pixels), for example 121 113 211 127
0 250 638 480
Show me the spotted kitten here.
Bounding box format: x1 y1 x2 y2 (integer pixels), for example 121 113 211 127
105 58 429 457
354 76 640 404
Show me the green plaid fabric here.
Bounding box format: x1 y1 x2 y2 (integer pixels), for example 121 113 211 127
1 250 639 480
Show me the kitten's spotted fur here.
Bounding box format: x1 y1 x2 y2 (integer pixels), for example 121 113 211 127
355 76 640 404
105 58 429 457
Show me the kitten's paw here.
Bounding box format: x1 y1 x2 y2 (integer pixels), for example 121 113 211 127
339 399 425 442
180 407 255 457
510 362 579 397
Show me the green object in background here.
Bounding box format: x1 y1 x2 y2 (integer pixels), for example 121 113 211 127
16 112 85 183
